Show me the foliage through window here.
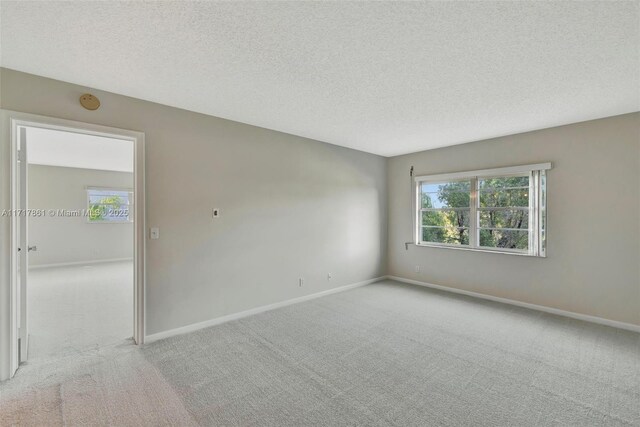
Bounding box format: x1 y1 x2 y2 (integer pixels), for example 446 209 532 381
416 164 548 256
87 188 132 223
420 180 471 245
478 175 529 250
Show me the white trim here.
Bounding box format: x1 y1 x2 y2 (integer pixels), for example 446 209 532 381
386 276 640 333
28 258 133 270
1 110 146 380
145 276 385 343
414 162 552 182
414 243 536 256
133 127 146 345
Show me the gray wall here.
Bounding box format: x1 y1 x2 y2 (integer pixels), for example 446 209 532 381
1 67 637 380
28 164 133 267
388 113 640 326
0 68 388 338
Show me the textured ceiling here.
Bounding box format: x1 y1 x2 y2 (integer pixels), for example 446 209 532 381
1 1 638 156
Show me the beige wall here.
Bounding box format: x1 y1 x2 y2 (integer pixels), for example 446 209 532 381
28 165 133 267
0 68 388 340
387 113 640 326
0 67 637 382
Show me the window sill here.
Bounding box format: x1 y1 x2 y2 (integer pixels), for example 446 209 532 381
414 242 545 258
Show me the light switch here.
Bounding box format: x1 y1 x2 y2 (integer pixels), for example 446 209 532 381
150 227 160 240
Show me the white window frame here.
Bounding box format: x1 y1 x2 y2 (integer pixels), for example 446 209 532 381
414 163 551 257
86 186 134 224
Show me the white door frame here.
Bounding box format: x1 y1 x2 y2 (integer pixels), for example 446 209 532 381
0 110 146 379
18 126 29 363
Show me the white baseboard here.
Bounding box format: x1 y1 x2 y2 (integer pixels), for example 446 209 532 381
386 275 640 333
144 276 386 344
29 257 133 270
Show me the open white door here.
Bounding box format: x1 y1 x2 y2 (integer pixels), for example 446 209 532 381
18 126 29 362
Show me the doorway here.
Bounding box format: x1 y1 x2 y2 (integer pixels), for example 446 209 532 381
25 126 135 360
2 111 145 379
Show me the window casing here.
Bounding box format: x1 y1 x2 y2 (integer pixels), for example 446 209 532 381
415 164 549 257
86 187 133 223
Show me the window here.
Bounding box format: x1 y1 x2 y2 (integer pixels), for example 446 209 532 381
87 188 133 223
420 180 471 246
415 163 549 256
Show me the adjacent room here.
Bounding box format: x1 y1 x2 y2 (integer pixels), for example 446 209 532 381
0 1 638 426
25 127 134 361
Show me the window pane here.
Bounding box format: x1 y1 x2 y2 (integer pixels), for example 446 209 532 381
106 206 130 221
420 181 470 208
479 188 529 207
89 205 130 222
478 209 528 229
478 175 529 189
88 195 130 205
88 189 132 222
478 176 529 208
479 229 528 250
88 190 130 202
422 210 470 227
422 227 469 245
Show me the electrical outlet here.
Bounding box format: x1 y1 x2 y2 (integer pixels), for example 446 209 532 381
415 265 420 273
327 273 332 281
299 278 304 287
212 208 220 218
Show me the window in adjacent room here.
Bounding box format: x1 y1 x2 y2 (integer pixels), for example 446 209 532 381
415 163 550 256
86 188 133 223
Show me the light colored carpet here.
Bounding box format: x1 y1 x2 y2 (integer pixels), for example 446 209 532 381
1 280 639 426
27 261 133 361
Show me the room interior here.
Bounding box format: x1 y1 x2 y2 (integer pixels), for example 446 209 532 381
0 1 638 426
25 127 134 360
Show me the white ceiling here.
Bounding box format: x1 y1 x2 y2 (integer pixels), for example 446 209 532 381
1 2 638 157
26 127 133 173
